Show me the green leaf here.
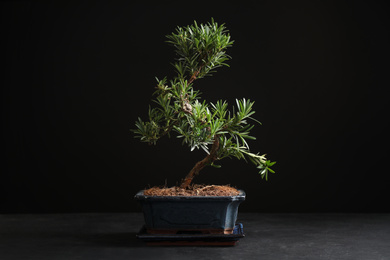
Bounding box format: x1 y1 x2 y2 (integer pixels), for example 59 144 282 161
211 163 221 168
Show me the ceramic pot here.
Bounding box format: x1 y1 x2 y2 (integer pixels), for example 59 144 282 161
135 190 245 234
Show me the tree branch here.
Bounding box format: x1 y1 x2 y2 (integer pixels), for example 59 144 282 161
180 135 220 189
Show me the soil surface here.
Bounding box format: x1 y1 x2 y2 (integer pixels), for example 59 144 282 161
143 184 240 196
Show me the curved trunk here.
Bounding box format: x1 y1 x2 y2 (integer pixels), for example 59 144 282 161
180 136 220 189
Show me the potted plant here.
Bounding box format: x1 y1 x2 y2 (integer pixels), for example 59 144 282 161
132 19 275 236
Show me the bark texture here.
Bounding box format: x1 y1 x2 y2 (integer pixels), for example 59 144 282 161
180 136 220 189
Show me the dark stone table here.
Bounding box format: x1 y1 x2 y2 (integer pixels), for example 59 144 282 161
1 213 389 259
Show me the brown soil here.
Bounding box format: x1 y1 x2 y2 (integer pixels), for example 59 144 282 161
143 184 240 197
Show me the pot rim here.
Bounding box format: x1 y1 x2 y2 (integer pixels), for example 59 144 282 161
134 189 246 201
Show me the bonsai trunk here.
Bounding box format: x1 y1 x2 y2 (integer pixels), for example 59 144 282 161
180 136 220 189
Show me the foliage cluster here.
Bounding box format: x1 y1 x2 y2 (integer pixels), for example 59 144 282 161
132 19 274 186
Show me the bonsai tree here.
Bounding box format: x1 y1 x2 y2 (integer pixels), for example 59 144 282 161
132 19 275 190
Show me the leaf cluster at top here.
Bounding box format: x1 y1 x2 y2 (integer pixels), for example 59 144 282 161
166 18 233 81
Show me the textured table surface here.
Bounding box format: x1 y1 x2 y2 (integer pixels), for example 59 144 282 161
1 213 389 260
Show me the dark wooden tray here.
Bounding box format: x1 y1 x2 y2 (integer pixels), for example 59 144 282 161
136 223 245 246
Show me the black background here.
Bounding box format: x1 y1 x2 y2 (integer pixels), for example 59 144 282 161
1 1 389 213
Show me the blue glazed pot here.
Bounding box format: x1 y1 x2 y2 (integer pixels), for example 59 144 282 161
135 190 245 234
